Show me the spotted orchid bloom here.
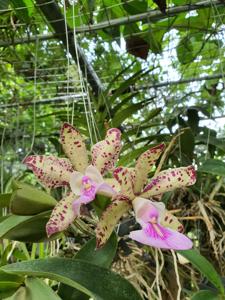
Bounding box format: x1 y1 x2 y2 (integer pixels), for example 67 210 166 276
96 143 196 248
23 123 122 237
129 198 192 250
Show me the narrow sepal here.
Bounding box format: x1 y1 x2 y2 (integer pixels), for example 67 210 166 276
46 192 76 237
96 194 131 248
113 167 135 199
60 123 89 173
134 143 165 193
23 155 73 189
141 165 196 198
91 128 122 175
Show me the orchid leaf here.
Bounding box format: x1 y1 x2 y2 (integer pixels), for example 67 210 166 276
10 181 56 215
0 193 11 208
23 155 73 189
75 232 117 267
112 101 146 127
2 258 142 300
96 194 131 248
0 211 51 242
58 233 117 300
178 249 225 295
24 277 62 300
198 159 225 176
60 123 89 173
191 290 220 300
0 270 24 299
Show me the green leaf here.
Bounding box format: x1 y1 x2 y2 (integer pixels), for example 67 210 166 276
197 136 225 152
0 270 24 299
180 128 195 159
178 249 225 295
24 277 62 300
11 181 57 215
0 211 52 242
177 35 194 65
3 286 27 300
58 233 117 300
112 101 146 127
122 0 147 15
198 159 225 176
119 145 150 166
2 258 142 300
110 69 146 103
75 232 117 268
191 290 220 300
0 193 11 208
9 0 34 22
0 0 9 9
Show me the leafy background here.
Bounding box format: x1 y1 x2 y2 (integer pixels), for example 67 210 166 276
0 0 225 299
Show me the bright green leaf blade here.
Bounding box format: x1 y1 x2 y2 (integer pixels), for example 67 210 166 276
75 232 117 268
2 258 142 300
198 159 225 176
0 211 52 242
0 270 24 299
178 249 224 295
25 277 62 300
59 233 118 300
177 35 194 64
112 102 145 127
3 286 27 300
0 193 11 208
191 290 220 300
11 181 56 215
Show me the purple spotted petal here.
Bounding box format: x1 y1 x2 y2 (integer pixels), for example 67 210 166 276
113 167 135 199
104 178 121 193
129 224 192 250
46 192 75 237
141 165 196 198
60 123 89 173
91 128 122 175
23 155 74 189
96 194 131 248
134 143 165 193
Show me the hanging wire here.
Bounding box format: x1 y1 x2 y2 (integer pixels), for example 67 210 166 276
71 1 99 143
63 0 71 123
23 36 39 159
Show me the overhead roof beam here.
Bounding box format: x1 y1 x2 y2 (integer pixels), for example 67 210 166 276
1 0 222 47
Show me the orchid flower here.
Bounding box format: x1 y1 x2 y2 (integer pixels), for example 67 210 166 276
96 143 196 248
129 198 192 250
23 123 122 237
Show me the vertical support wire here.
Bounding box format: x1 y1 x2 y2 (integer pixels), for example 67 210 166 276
63 0 72 123
71 1 94 144
23 36 39 159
